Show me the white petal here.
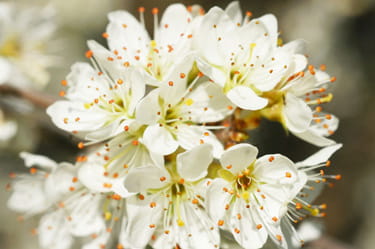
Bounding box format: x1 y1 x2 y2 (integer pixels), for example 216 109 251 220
127 69 146 116
68 194 105 237
227 86 268 111
176 125 223 158
64 62 110 102
39 211 74 249
78 163 121 193
281 39 307 54
177 144 213 182
182 81 234 123
47 100 109 133
159 54 194 106
143 124 179 155
194 7 236 66
124 165 170 193
106 10 149 62
253 154 298 185
175 201 220 249
157 4 192 47
230 199 268 249
296 144 342 167
257 14 278 44
7 176 49 215
20 152 57 170
292 129 336 147
120 195 164 249
224 1 242 24
0 119 17 141
220 143 258 175
196 58 227 86
284 93 312 133
0 58 12 84
44 163 77 201
206 178 232 223
82 231 110 249
135 89 161 125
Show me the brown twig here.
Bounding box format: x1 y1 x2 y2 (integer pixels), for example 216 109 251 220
0 84 57 108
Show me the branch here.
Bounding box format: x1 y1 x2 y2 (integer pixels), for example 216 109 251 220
0 84 57 108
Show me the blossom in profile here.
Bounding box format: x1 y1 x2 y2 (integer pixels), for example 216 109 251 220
0 3 57 89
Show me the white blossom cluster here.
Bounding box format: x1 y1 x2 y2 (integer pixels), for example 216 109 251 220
7 2 343 249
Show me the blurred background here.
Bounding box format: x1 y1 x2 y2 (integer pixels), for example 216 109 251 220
0 0 374 248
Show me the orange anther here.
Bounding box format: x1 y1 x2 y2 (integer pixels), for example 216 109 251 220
272 217 278 222
234 228 240 234
295 203 303 210
276 235 282 241
330 76 337 83
124 126 129 131
102 32 109 38
320 64 327 71
227 105 233 110
111 194 121 200
59 91 66 97
180 73 186 79
268 156 275 162
30 168 37 174
123 61 130 67
150 202 157 208
139 194 145 200
192 199 199 204
285 172 292 178
78 142 84 149
179 178 185 184
168 81 174 86
117 79 123 85
149 224 156 228
198 72 204 77
103 183 113 188
256 224 263 230
60 80 68 86
152 8 159 15
138 7 145 13
85 50 93 58
246 11 252 17
132 140 139 146
226 165 232 169
160 176 166 182
69 186 75 191
325 160 331 167
218 220 224 226
335 174 342 180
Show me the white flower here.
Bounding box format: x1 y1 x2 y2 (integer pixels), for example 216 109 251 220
47 63 145 142
275 144 342 248
92 4 195 86
7 152 79 216
260 67 339 147
193 2 304 110
0 3 57 89
7 152 126 249
135 56 233 157
0 109 17 142
206 143 306 249
120 144 220 249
